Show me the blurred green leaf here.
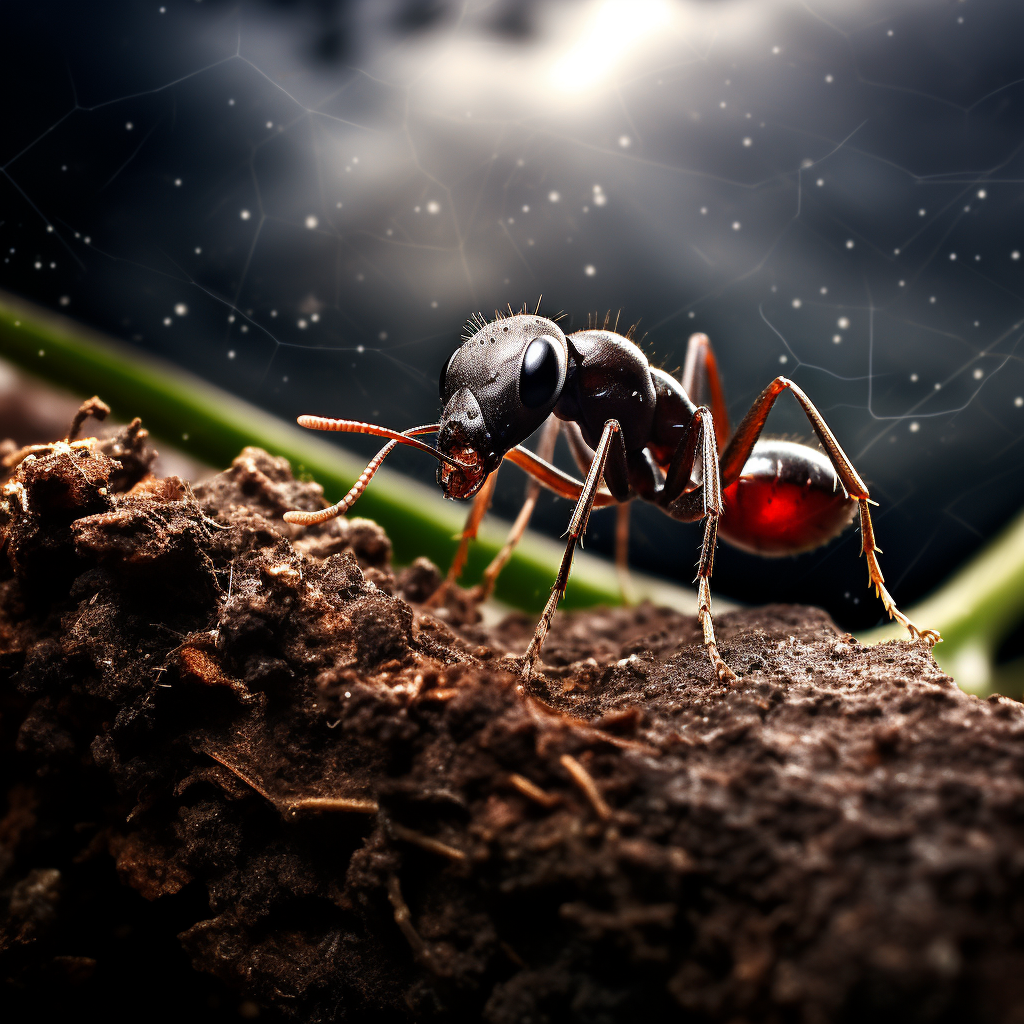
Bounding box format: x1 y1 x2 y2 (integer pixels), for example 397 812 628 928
0 290 699 615
7 291 1021 695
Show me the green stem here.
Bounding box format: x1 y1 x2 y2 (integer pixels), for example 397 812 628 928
18 287 1014 684
0 291 697 615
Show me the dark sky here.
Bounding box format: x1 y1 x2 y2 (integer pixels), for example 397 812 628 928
2 0 1024 631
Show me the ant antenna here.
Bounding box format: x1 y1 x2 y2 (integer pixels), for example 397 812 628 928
283 422 447 526
284 440 397 525
291 417 464 465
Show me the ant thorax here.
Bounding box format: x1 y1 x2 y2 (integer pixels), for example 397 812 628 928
554 330 656 453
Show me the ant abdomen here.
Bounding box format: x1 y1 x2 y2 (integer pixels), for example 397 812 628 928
718 439 858 557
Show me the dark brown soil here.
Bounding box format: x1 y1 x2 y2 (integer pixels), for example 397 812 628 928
3 423 1024 1024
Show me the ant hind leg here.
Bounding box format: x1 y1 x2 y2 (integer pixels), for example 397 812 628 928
721 376 940 645
682 333 730 452
858 500 941 644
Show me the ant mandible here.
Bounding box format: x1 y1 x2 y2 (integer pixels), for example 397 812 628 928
284 305 940 682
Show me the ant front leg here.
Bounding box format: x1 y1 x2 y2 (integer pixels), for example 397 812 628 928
522 419 627 681
471 416 560 601
433 416 560 605
722 377 940 645
435 469 499 597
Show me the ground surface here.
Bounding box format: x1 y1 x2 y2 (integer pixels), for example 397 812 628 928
2 424 1024 1023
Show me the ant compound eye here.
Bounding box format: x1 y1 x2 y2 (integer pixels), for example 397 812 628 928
439 348 457 400
519 335 559 408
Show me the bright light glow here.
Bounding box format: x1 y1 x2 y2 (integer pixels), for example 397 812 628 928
950 643 990 694
549 0 674 94
370 0 787 141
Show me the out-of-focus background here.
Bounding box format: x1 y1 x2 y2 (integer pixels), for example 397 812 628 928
2 0 1023 635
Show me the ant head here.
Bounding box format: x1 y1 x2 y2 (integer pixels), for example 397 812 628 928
435 313 569 499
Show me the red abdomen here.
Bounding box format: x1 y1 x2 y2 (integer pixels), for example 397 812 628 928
718 440 857 557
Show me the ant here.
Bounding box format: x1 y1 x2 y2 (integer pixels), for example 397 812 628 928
285 305 940 682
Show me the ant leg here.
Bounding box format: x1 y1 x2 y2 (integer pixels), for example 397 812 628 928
721 377 940 645
522 419 626 681
681 333 730 452
561 420 596 476
696 515 736 684
439 469 499 591
662 407 705 504
503 447 617 507
614 501 636 604
856 499 940 644
558 422 635 603
720 377 868 494
654 407 736 681
472 417 560 601
663 407 737 679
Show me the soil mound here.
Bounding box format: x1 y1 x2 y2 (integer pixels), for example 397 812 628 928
2 428 1023 1023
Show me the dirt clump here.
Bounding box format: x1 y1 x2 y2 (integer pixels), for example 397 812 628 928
2 427 1024 1024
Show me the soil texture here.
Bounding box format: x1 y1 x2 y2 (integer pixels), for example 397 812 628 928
2 418 1024 1024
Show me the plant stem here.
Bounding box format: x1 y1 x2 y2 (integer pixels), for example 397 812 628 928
0 291 700 615
18 287 1015 685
